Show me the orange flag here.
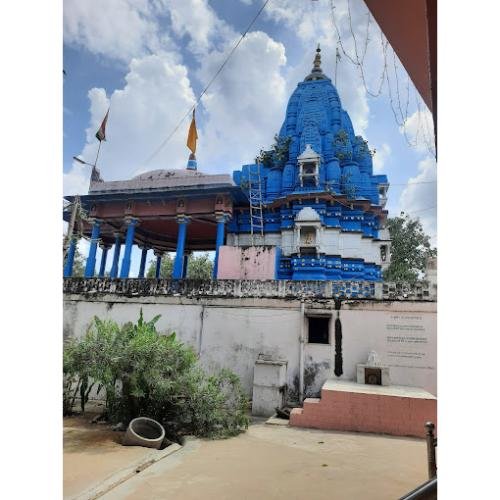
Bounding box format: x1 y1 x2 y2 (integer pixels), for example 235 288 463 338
95 109 109 142
187 109 198 155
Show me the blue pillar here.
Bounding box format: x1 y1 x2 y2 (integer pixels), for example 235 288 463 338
154 252 163 279
213 214 227 279
119 218 139 278
98 245 109 278
84 220 101 278
182 253 189 279
172 216 189 279
109 233 121 278
138 247 148 278
63 237 78 278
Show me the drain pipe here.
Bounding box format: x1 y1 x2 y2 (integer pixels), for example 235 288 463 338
299 300 305 404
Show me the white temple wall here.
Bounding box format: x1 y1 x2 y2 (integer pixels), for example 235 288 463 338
227 232 282 248
280 230 294 256
228 228 387 264
64 295 436 398
320 228 341 255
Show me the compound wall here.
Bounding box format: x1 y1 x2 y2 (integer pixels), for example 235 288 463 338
64 294 437 398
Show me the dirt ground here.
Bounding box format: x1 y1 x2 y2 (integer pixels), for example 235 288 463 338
99 421 428 500
63 414 154 499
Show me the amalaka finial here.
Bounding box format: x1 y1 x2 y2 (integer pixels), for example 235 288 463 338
314 43 321 69
304 44 327 81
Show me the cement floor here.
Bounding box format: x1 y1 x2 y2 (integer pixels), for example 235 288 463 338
100 421 428 500
64 415 153 499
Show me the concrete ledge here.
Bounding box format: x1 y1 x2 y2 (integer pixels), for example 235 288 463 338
290 380 437 438
69 443 182 500
321 380 437 400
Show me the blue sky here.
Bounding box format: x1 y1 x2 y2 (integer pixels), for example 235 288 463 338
63 0 437 274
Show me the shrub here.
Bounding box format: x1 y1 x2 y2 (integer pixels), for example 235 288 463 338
63 310 249 439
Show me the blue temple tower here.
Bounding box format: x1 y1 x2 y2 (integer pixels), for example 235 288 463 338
227 46 391 281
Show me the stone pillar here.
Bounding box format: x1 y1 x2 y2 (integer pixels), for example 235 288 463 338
213 213 228 279
119 217 139 278
63 236 78 278
84 219 101 278
154 250 163 279
109 233 122 278
138 246 148 278
172 216 189 279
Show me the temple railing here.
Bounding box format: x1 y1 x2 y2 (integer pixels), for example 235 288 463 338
63 278 436 301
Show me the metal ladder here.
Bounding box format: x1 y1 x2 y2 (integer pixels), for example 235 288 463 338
249 159 264 246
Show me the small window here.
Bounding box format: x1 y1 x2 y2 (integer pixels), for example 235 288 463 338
308 316 330 344
380 245 387 262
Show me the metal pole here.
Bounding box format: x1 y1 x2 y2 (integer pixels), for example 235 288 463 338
299 301 305 404
94 140 102 169
64 195 79 259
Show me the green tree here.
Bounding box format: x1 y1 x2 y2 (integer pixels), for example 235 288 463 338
187 252 213 279
146 253 174 278
63 310 249 438
145 252 213 279
72 249 85 277
383 214 437 284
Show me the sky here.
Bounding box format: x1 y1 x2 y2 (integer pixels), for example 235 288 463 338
63 0 437 274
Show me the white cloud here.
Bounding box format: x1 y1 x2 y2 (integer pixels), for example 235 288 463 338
167 0 235 55
196 31 287 171
399 156 437 246
64 24 288 195
401 107 436 157
372 143 391 173
64 0 173 62
64 52 196 194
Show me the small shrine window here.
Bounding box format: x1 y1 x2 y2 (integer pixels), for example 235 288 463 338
308 316 330 344
380 245 387 262
299 161 319 187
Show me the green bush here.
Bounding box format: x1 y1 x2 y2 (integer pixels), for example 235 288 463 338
63 310 249 439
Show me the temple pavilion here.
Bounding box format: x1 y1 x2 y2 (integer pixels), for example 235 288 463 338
63 47 391 281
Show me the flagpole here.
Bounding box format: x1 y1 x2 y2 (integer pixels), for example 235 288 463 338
94 140 102 169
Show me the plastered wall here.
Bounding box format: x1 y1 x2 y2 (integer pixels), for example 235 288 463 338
64 295 436 398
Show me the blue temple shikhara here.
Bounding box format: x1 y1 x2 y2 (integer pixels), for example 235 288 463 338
228 45 390 280
63 47 390 282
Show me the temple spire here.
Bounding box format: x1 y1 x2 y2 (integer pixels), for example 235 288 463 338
313 43 321 70
304 43 327 81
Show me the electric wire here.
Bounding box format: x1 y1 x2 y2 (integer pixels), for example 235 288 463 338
330 0 435 158
142 0 271 166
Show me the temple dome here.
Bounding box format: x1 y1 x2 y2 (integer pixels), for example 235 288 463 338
133 168 202 181
89 168 234 194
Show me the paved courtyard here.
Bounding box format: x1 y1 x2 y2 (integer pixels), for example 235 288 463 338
97 421 427 500
64 415 154 499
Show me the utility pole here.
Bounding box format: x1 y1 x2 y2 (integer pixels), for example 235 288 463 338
63 195 80 258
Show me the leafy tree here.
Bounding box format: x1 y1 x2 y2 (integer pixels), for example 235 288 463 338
187 252 213 279
146 253 174 278
258 134 291 167
63 310 249 439
383 214 437 284
145 252 213 279
64 248 85 277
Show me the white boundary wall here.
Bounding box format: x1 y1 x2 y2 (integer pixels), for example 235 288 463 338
64 295 436 398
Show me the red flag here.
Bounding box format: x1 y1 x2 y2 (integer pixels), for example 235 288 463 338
95 109 109 142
